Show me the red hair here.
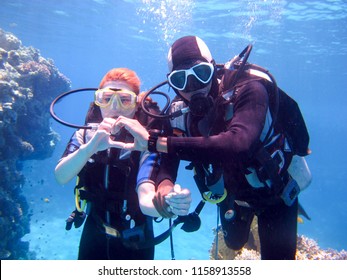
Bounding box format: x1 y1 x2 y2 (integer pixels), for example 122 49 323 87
99 68 140 94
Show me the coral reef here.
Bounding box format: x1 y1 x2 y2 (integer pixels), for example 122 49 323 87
210 217 347 260
0 29 71 259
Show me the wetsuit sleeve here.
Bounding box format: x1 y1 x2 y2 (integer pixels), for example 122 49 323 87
167 80 269 163
136 150 179 191
155 152 179 186
155 117 180 186
136 151 160 189
59 129 85 160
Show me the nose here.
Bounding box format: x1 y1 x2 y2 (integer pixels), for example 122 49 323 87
184 75 204 92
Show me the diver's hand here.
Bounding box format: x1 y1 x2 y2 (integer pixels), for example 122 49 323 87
86 118 120 153
109 116 149 151
165 184 192 216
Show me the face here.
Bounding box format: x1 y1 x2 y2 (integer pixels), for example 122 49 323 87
95 81 138 119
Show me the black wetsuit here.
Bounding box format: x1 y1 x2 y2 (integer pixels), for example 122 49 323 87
160 73 298 260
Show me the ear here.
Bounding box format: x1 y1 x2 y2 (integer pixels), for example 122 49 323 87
137 91 154 105
137 91 146 104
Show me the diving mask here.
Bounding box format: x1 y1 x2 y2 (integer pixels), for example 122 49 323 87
94 88 137 109
168 62 214 91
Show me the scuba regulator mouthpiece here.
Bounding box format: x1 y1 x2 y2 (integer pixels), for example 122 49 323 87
188 94 214 117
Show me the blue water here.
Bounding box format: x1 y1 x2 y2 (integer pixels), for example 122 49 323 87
1 0 347 260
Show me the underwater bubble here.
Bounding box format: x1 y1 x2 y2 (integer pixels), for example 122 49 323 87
136 0 194 46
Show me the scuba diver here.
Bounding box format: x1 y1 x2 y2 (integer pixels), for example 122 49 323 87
54 68 191 260
110 36 312 260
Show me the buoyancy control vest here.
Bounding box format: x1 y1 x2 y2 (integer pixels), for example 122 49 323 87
80 131 141 222
219 65 311 205
168 96 227 204
219 65 310 155
69 100 162 244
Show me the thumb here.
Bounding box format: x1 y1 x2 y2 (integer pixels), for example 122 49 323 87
108 140 134 150
173 184 181 193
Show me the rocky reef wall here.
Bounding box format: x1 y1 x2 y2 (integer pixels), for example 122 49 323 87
0 29 71 259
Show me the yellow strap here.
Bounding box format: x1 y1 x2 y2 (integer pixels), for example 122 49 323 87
202 188 227 204
104 224 121 238
75 181 87 213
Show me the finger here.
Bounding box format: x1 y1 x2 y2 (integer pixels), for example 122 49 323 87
116 117 143 133
111 125 121 135
114 119 137 136
166 188 190 197
166 199 192 208
179 188 191 195
108 140 135 150
167 193 192 201
115 116 136 127
173 184 181 193
171 208 189 216
166 201 191 210
98 122 112 132
168 192 191 198
165 187 189 198
107 140 125 149
165 192 176 199
103 117 116 125
94 130 110 138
